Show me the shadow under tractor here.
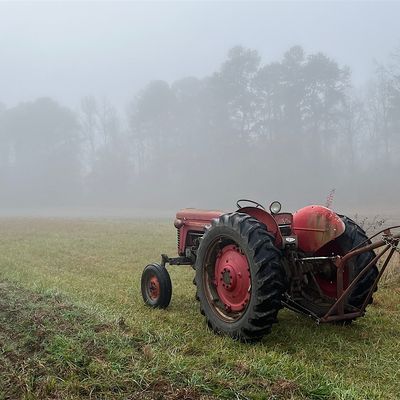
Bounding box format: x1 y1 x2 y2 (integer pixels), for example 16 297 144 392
141 200 400 341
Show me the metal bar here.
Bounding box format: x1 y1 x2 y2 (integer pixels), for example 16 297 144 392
322 245 391 321
309 272 326 299
330 231 399 317
168 257 192 266
297 256 338 262
360 247 397 311
348 225 400 252
340 233 399 264
322 312 361 322
161 253 192 267
293 227 326 232
282 296 321 321
337 259 344 316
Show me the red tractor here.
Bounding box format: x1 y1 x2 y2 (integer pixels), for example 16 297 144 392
141 200 399 341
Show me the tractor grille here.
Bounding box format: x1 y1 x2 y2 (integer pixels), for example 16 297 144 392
176 228 180 251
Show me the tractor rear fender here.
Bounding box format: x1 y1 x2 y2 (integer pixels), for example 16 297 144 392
292 205 345 253
237 207 283 247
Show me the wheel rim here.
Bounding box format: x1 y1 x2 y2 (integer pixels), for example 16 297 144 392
315 268 350 299
148 275 160 300
203 240 251 321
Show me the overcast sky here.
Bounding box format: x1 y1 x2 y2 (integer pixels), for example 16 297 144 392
1 1 399 110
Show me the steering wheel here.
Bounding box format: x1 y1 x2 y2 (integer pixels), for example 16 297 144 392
236 199 266 210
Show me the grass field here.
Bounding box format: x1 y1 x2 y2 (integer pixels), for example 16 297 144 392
0 218 399 399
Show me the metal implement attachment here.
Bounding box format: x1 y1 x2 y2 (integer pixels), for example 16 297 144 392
320 226 400 323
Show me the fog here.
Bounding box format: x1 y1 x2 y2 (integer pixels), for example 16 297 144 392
0 1 399 217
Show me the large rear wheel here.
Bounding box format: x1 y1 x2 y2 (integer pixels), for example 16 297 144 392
195 212 286 341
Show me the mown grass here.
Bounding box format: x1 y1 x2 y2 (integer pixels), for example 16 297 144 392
0 218 399 399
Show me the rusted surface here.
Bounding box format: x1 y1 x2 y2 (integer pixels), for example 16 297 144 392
293 205 345 253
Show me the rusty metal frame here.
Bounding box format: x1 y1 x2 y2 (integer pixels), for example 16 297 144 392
319 226 400 323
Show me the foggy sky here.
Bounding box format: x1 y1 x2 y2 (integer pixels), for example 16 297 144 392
1 1 400 110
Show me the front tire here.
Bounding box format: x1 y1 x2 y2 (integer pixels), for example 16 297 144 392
195 213 286 341
141 263 172 308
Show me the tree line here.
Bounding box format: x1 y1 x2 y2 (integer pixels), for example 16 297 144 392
0 45 399 210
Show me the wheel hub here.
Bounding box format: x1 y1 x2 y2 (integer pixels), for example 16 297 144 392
222 268 236 289
148 276 160 300
214 244 251 312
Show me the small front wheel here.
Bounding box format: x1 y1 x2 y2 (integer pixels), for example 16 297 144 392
141 263 172 308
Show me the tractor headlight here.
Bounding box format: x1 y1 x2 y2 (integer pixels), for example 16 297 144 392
174 218 183 229
269 201 282 214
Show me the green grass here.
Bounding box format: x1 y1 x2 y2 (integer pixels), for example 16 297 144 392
0 218 399 399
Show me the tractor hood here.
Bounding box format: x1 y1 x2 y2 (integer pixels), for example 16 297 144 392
292 205 345 253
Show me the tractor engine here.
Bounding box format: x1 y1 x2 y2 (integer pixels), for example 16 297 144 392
174 209 223 259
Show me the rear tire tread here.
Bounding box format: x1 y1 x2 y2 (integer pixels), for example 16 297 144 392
337 215 379 309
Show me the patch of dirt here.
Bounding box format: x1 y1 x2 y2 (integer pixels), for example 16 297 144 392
142 344 154 360
234 360 251 374
270 379 300 397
